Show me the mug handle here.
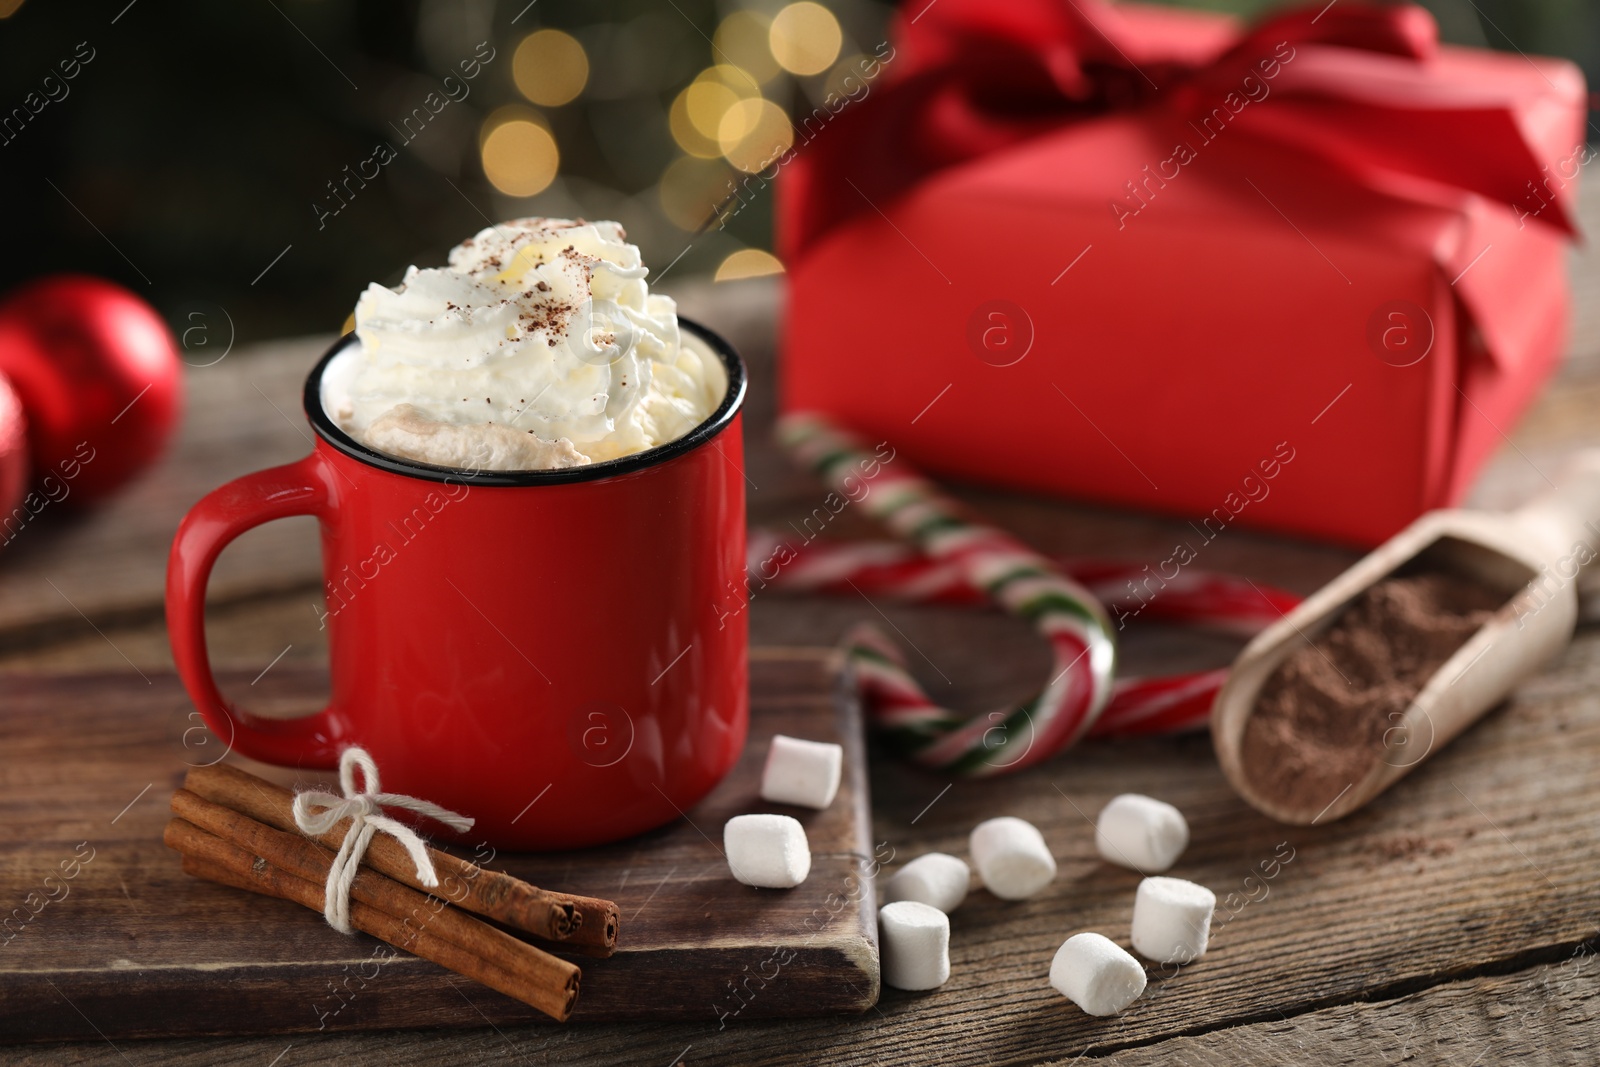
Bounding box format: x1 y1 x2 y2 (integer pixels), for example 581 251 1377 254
166 452 343 768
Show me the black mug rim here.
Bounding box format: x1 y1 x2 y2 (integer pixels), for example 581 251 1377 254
302 316 747 487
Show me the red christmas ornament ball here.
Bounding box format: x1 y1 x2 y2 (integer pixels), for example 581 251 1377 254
0 275 183 504
0 374 26 523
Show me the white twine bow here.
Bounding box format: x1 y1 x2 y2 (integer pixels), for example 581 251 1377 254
292 747 475 934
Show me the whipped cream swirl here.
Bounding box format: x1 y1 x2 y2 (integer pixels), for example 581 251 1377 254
323 218 726 470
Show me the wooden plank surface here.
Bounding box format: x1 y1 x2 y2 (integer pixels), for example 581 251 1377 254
1 189 1597 1063
26 951 1589 1067
1083 947 1600 1066
0 649 877 1039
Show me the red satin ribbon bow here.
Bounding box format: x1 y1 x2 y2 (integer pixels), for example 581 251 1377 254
778 0 1580 260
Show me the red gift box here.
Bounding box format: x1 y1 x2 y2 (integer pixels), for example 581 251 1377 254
777 0 1587 547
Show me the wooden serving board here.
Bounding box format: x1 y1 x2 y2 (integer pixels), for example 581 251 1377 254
0 647 879 1039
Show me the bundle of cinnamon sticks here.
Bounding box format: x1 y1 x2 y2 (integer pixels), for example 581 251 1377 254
163 763 620 1023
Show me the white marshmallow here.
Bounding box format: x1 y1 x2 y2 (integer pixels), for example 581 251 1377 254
968 816 1056 900
759 734 843 810
884 853 970 914
1131 876 1216 964
1049 932 1147 1016
878 901 951 990
1094 794 1189 873
723 813 811 888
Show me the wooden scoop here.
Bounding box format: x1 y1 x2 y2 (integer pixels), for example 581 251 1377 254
1212 451 1600 825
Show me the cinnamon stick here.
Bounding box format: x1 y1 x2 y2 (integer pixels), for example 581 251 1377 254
164 815 580 1022
185 763 619 955
172 789 577 994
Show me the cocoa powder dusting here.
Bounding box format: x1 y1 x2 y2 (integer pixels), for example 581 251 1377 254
1241 570 1507 812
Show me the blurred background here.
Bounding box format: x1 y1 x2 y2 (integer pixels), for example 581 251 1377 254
0 0 1594 346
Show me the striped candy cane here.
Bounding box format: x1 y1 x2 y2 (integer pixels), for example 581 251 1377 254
778 413 1120 775
773 413 1301 775
746 531 1299 637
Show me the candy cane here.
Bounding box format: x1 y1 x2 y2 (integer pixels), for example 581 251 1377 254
773 413 1301 775
746 530 1298 637
777 413 1120 775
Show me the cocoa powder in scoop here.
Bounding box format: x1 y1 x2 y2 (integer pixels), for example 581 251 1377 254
1242 570 1507 813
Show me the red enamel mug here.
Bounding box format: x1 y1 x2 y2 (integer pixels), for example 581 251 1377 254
166 323 748 849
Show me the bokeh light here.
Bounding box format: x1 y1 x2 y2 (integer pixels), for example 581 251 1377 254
658 155 736 231
670 66 762 159
481 116 561 197
513 29 590 107
687 77 743 140
717 98 793 173
714 10 781 84
769 2 843 77
715 248 785 281
669 93 720 158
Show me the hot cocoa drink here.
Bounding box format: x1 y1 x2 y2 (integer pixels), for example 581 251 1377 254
321 218 725 471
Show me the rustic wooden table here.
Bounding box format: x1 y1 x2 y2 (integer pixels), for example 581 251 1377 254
4 185 1598 1064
